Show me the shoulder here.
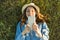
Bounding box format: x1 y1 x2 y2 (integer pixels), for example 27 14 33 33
38 22 48 28
43 22 47 26
38 22 47 25
17 21 22 25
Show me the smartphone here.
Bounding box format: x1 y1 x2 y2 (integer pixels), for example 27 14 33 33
28 16 36 30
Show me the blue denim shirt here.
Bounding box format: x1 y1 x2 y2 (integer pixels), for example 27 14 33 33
15 21 49 40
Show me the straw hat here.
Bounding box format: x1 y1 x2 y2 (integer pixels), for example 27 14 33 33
22 3 40 14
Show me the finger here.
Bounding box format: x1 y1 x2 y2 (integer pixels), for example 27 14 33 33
32 25 37 30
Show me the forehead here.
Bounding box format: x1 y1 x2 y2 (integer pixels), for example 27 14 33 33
26 6 35 10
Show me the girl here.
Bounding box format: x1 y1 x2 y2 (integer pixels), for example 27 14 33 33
15 3 49 40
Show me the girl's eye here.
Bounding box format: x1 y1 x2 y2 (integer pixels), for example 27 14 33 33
32 10 34 12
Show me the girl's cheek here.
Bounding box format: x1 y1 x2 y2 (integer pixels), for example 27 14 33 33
32 12 34 15
32 12 35 16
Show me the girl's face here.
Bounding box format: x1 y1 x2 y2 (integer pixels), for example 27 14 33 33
26 6 36 17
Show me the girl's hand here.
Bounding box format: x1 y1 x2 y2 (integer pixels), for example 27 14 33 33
32 22 42 38
22 24 30 35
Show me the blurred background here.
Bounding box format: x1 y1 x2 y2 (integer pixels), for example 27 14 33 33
0 0 60 40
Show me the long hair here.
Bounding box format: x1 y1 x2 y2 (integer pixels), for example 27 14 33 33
19 6 48 26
